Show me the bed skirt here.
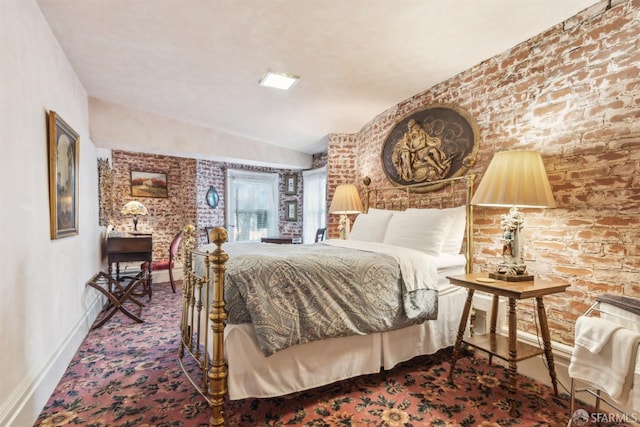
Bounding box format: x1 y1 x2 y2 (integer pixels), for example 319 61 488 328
223 283 466 399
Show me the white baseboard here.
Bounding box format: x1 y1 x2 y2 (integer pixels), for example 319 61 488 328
1 292 104 427
150 266 183 287
2 267 184 426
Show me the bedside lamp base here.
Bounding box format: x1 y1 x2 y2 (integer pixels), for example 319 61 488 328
490 263 533 282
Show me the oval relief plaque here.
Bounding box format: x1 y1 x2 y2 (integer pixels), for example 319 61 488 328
381 104 479 190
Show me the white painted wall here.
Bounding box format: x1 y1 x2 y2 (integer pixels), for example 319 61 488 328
0 1 103 425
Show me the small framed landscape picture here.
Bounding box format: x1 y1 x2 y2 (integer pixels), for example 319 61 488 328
285 200 298 221
130 170 168 198
284 174 297 195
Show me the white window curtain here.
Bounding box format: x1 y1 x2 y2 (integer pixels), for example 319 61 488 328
226 169 279 242
302 166 327 243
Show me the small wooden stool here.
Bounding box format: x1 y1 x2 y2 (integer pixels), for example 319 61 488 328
87 271 147 328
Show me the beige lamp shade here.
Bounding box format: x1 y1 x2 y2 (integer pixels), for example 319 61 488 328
471 150 556 208
329 184 364 214
121 200 148 216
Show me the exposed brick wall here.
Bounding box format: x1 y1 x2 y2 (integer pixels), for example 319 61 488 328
110 151 305 252
327 134 358 238
311 151 328 169
328 0 640 345
195 159 226 244
111 151 197 261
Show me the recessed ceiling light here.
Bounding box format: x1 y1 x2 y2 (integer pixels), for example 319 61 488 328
258 70 299 90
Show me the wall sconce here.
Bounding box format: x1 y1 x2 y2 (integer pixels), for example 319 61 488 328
121 200 148 232
329 184 363 239
471 150 556 280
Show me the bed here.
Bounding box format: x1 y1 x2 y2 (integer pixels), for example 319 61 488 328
179 175 475 426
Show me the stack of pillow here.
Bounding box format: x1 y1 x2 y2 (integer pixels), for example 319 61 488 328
348 205 466 256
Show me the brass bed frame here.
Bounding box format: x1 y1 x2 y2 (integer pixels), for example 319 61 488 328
178 174 475 426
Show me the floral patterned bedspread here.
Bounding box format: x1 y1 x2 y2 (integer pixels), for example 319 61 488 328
199 240 438 356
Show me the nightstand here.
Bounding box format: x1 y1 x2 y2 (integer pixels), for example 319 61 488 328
447 273 569 417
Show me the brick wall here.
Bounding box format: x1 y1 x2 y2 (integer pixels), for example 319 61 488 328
109 151 305 253
195 159 225 240
328 0 640 345
311 151 328 169
326 133 359 238
110 151 197 260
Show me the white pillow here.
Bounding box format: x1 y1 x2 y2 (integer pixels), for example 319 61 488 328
367 207 397 215
349 213 393 242
383 210 455 255
407 206 467 255
443 206 466 255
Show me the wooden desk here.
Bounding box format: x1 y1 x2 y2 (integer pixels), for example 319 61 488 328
447 273 569 417
107 235 153 298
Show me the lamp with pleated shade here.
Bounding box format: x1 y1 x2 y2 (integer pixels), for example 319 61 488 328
471 150 555 280
328 184 363 239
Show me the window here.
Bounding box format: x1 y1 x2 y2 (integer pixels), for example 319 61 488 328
226 169 278 242
302 166 327 243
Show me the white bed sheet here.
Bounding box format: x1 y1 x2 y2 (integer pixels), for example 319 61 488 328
222 253 467 400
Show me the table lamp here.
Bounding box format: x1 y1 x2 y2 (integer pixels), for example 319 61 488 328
121 200 148 232
329 183 363 239
471 150 556 281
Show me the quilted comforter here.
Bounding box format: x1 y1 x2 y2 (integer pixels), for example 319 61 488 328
198 239 439 356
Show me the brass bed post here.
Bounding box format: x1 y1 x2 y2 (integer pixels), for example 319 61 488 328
363 176 371 213
465 174 475 274
180 224 197 356
207 227 229 427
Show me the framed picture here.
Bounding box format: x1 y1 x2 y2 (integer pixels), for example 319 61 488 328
130 170 168 198
284 174 297 195
285 200 298 221
48 111 79 239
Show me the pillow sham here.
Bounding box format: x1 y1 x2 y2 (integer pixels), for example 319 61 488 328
407 206 466 255
367 207 397 215
349 212 393 242
383 209 455 255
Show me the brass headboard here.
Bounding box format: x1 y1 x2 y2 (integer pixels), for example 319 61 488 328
363 174 475 274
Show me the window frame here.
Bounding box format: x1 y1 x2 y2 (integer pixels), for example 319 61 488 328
302 166 327 243
225 169 279 242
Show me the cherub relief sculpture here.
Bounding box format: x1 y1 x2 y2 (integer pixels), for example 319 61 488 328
380 104 479 191
391 119 452 183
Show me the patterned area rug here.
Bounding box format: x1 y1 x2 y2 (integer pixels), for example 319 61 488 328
35 282 614 427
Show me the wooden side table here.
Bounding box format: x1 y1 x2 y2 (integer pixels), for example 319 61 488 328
447 273 569 417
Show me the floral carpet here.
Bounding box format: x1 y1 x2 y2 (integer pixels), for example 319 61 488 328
35 282 619 427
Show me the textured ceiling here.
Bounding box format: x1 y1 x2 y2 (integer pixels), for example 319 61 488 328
36 0 597 158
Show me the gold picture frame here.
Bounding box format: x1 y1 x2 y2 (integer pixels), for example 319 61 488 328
285 200 298 221
284 174 297 195
48 111 80 239
130 170 168 198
